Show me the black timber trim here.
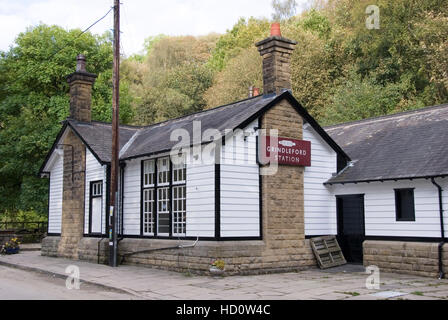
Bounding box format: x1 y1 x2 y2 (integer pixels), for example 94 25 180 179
365 236 445 243
120 163 126 236
67 121 106 166
169 159 173 237
140 160 144 236
325 175 448 186
236 91 351 163
215 162 221 239
258 117 263 240
38 121 69 175
46 172 51 235
105 165 111 237
306 235 445 243
88 180 104 235
47 233 61 237
115 235 262 241
39 120 107 175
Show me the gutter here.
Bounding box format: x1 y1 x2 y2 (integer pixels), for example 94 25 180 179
119 237 199 264
431 177 445 279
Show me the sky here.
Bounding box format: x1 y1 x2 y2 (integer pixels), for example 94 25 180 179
0 0 309 56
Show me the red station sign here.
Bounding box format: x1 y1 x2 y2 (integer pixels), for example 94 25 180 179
259 136 311 166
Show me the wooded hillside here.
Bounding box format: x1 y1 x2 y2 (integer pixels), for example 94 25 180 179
1 0 447 215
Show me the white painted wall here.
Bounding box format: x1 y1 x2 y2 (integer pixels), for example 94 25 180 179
330 177 448 238
48 152 63 234
220 120 260 238
122 157 141 236
186 159 215 237
84 150 107 234
303 124 338 236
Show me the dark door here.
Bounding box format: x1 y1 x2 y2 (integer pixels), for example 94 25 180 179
336 194 365 263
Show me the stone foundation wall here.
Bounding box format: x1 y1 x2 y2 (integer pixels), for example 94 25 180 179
42 237 316 275
364 240 448 278
41 236 61 257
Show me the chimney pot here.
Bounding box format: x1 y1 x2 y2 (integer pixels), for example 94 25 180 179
66 54 97 122
270 22 282 37
76 54 87 72
256 23 297 95
253 87 260 96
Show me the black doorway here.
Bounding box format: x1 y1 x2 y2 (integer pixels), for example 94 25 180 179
336 194 365 263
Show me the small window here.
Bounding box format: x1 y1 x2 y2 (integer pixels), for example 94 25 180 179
157 157 170 186
395 188 415 221
92 181 102 197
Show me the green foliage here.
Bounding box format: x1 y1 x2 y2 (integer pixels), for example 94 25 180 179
2 0 448 217
300 9 331 38
123 35 216 125
272 0 298 21
322 70 425 125
204 47 262 108
0 24 114 215
0 210 47 223
207 18 270 72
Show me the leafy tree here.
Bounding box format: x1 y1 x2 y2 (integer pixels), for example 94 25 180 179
0 24 115 215
207 18 270 72
122 35 217 125
204 47 263 109
272 0 298 21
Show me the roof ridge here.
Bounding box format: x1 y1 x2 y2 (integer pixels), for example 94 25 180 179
324 103 448 131
136 94 271 131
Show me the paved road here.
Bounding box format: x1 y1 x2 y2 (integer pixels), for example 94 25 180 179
1 252 448 300
0 265 138 300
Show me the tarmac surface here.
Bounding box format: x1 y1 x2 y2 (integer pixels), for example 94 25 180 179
1 251 448 300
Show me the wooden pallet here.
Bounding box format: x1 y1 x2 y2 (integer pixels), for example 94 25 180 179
310 236 347 269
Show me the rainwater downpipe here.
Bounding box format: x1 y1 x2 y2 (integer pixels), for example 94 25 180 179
120 237 199 264
431 177 445 279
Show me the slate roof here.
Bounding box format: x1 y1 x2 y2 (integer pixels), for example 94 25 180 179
41 91 348 172
325 103 448 184
65 93 278 164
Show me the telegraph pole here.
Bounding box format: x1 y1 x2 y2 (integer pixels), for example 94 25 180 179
109 0 120 267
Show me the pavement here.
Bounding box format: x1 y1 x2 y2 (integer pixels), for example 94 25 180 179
1 251 448 300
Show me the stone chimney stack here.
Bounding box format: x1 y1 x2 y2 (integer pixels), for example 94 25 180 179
256 23 297 95
66 54 97 122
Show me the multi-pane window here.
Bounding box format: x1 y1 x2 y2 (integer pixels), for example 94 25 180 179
142 157 187 237
157 187 170 235
395 188 415 221
172 158 186 185
158 157 170 185
92 181 102 197
143 189 154 235
172 185 186 235
143 160 155 187
143 160 155 235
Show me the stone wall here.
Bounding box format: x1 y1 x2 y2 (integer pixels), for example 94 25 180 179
364 240 448 278
50 237 315 275
57 128 86 259
41 236 61 257
256 98 314 272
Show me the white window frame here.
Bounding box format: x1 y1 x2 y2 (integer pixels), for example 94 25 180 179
157 186 170 236
172 185 186 236
157 157 170 186
143 188 154 235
